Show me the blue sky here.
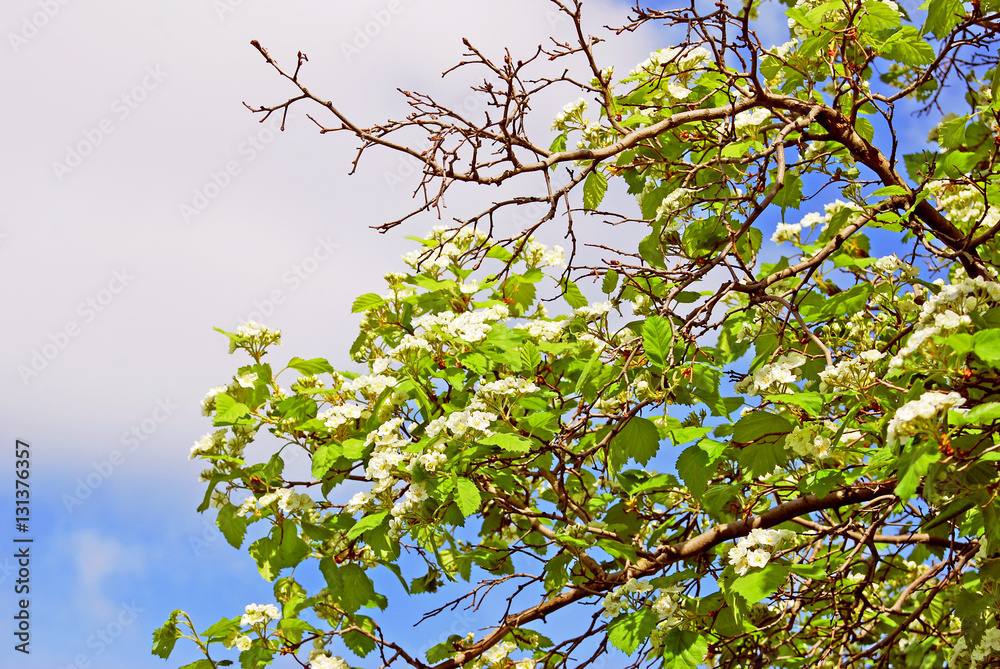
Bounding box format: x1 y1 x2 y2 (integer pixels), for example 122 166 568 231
0 0 952 666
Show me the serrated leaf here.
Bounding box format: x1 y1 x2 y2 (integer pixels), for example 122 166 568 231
895 440 939 502
179 661 217 669
661 630 709 669
966 402 1000 424
676 445 711 498
738 439 785 478
607 608 658 655
352 293 385 313
882 27 936 65
728 563 789 603
732 411 792 443
871 185 909 198
860 0 902 31
560 278 589 308
602 269 619 294
287 356 335 376
213 394 250 426
765 392 824 416
348 510 389 541
151 613 182 659
922 0 963 37
480 432 533 453
643 316 672 369
217 503 247 549
311 443 343 479
610 416 661 469
575 350 601 395
974 330 1000 364
583 170 608 210
455 477 482 516
937 115 969 149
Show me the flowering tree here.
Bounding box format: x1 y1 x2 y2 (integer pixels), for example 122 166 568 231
155 0 1000 667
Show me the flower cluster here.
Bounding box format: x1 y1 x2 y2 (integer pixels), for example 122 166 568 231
516 319 567 341
310 654 351 669
886 391 966 447
466 640 535 669
771 222 803 244
200 385 229 416
785 424 833 461
551 98 587 131
734 107 770 135
400 226 491 272
241 603 280 626
389 483 429 538
477 377 539 398
236 487 314 517
627 46 711 79
573 301 613 320
872 254 918 278
233 321 282 350
601 577 653 618
951 627 1000 668
413 305 510 344
734 352 806 396
189 430 228 460
728 528 796 576
818 349 885 391
890 274 1000 369
320 403 364 429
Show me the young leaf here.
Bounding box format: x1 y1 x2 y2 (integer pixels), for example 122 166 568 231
583 169 608 210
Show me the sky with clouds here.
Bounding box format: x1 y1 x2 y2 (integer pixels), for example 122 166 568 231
0 0 943 667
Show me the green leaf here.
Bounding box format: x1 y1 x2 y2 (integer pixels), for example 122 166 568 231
677 445 711 499
179 661 217 669
610 416 662 469
217 503 248 549
151 612 182 659
351 293 385 313
311 443 343 479
895 440 940 502
575 350 602 396
560 278 589 309
732 411 792 443
213 394 250 426
937 115 969 149
772 174 803 211
480 432 533 453
871 185 909 198
602 269 620 294
860 0 902 31
607 608 658 655
974 330 1000 364
922 0 964 38
583 170 608 210
881 27 936 65
342 616 378 657
341 564 384 612
738 439 786 478
765 393 824 417
728 563 789 604
348 510 389 541
455 477 482 516
661 629 709 669
966 402 1000 424
249 530 310 581
643 316 672 369
287 356 335 375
